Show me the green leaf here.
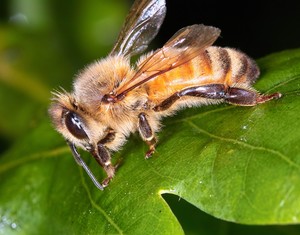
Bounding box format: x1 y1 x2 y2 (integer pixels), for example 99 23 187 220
1 49 300 234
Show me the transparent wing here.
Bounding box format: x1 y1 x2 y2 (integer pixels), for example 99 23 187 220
110 0 166 57
115 24 221 98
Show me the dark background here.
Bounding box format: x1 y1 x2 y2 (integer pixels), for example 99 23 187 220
158 0 300 58
1 0 300 59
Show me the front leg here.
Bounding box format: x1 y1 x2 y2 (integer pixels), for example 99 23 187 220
67 141 104 190
138 112 157 159
90 130 118 187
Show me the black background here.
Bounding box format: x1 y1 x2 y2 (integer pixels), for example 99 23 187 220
151 0 300 58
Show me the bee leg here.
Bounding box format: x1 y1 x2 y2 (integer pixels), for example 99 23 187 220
154 84 226 111
154 84 281 111
224 87 282 106
138 112 157 159
90 144 115 187
67 141 104 190
88 130 117 187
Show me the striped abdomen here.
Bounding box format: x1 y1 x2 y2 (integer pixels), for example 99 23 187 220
146 46 260 103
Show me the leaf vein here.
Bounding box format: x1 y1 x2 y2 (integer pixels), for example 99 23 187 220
0 146 69 174
80 169 124 234
186 121 300 170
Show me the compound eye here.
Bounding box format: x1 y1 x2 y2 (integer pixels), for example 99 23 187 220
64 111 88 139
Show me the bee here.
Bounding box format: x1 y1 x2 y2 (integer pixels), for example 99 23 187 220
49 0 281 190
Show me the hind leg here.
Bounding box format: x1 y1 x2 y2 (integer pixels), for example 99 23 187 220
153 84 281 111
224 87 282 106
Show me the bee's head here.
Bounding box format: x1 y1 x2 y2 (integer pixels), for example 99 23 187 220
48 91 112 190
48 91 106 151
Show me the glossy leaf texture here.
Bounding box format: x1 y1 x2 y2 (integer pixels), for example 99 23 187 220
1 48 300 234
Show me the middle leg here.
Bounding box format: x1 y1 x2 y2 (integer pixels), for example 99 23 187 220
138 112 157 159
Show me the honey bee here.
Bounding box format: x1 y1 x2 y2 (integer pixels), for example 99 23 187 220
49 0 281 190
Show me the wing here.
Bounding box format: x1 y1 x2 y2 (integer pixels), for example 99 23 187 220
110 0 166 57
114 24 221 98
